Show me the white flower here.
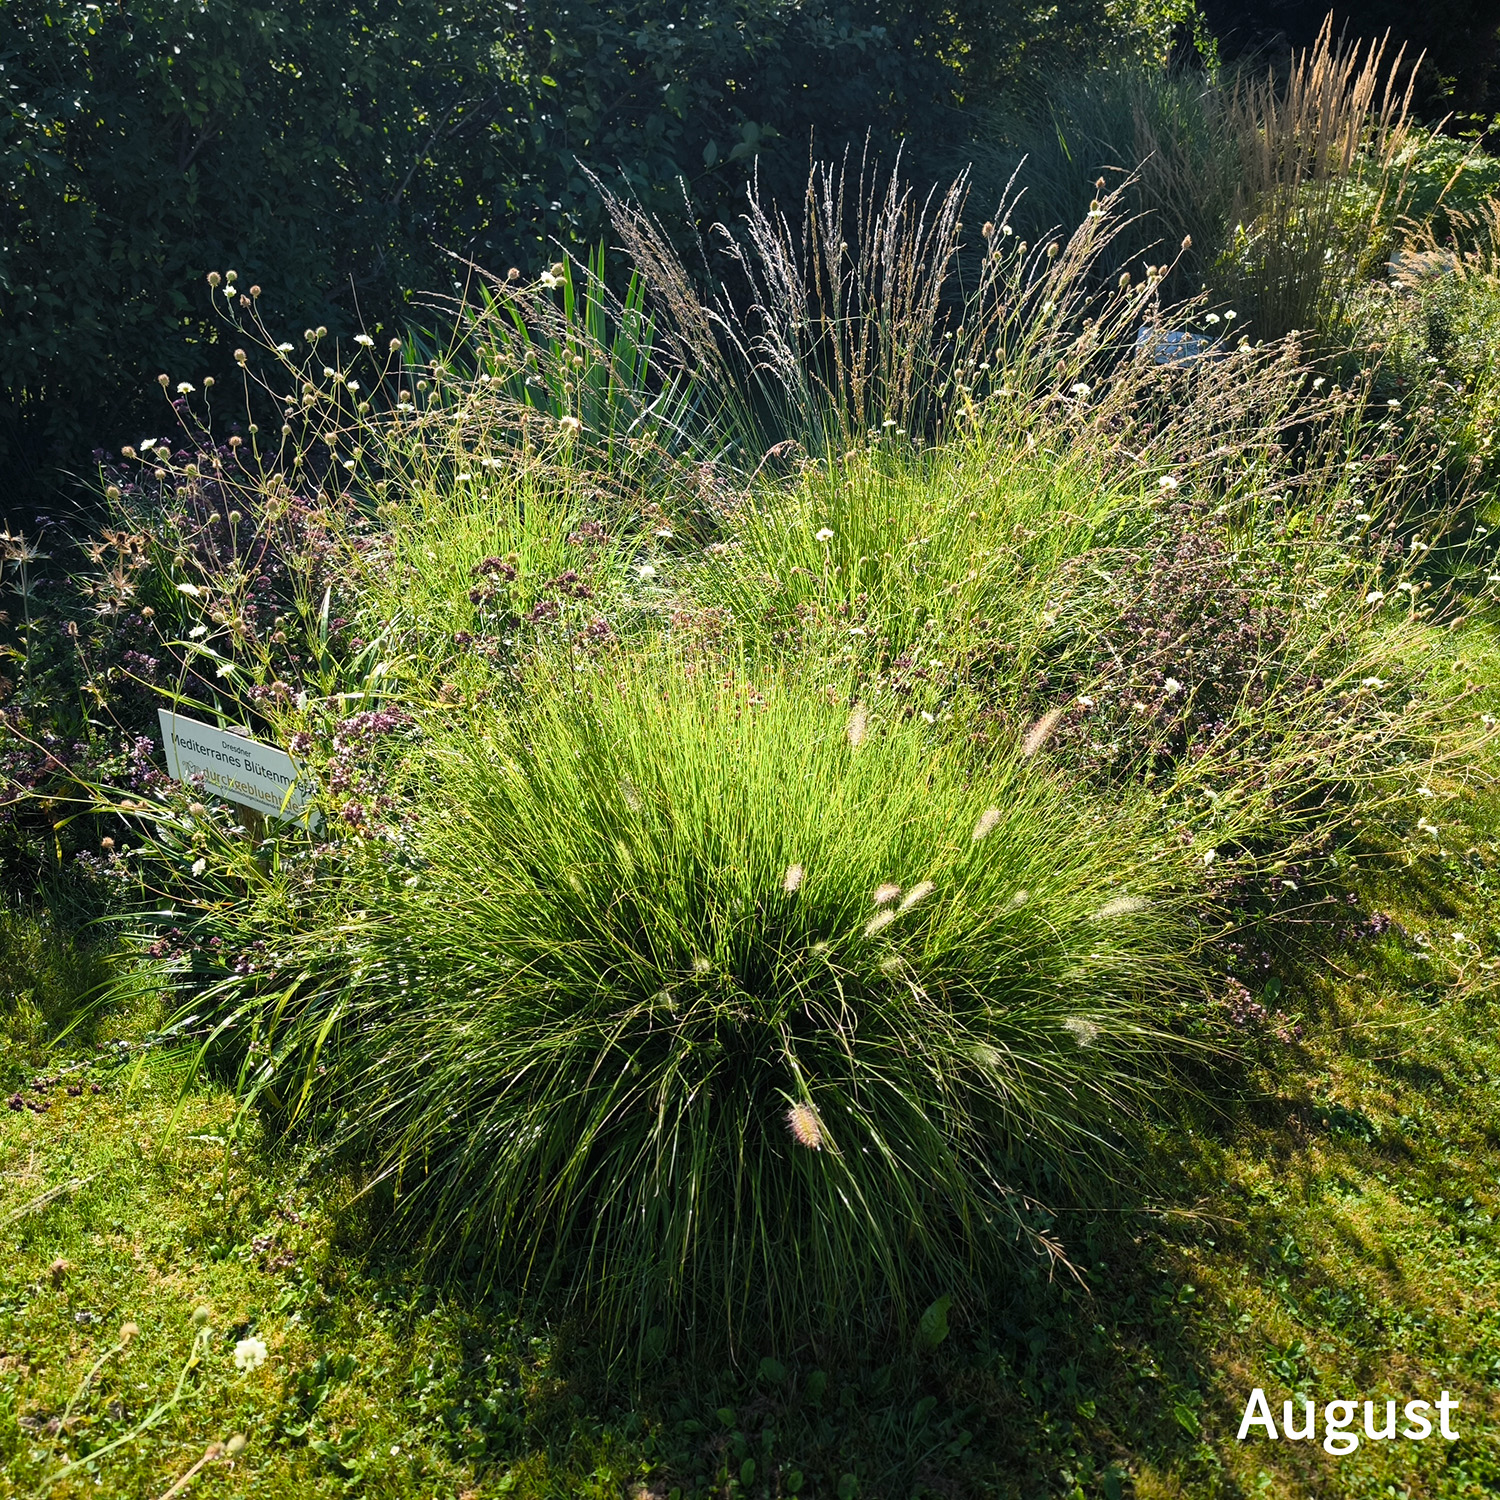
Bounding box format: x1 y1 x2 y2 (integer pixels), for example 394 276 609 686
558 415 581 434
1417 817 1440 837
140 438 157 451
1365 590 1385 604
540 270 563 290
815 527 834 542
1312 377 1326 389
1076 695 1095 709
456 472 472 482
654 527 673 538
345 380 360 393
1163 677 1182 696
176 382 195 395
882 417 897 428
323 366 338 379
354 333 375 347
1387 399 1401 410
1158 475 1180 490
1224 310 1237 321
233 1336 268 1372
637 564 656 581
191 858 207 877
277 342 294 352
1360 676 1385 689
1204 313 1221 325
188 624 208 639
1416 785 1434 797
1070 382 1092 398
1202 849 1217 866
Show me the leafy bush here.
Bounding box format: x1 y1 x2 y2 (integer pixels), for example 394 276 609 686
1 0 1192 509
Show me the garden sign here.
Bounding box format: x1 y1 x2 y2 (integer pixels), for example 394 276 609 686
158 708 319 827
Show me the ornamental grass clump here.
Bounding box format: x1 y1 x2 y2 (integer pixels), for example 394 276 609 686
233 657 1184 1353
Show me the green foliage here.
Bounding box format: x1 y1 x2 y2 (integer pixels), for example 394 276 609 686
1 0 1200 505
203 659 1183 1352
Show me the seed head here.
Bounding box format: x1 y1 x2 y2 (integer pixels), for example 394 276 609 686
783 863 805 894
119 1321 140 1345
873 882 901 906
972 806 1002 841
1062 1016 1101 1046
787 1102 823 1150
1092 895 1148 920
864 908 898 937
899 880 934 911
1021 706 1065 758
846 702 868 748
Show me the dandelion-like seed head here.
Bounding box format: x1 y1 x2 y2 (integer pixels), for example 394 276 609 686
815 527 834 542
787 1102 823 1150
783 863 805 894
972 806 1002 841
873 882 902 906
232 1336 268 1372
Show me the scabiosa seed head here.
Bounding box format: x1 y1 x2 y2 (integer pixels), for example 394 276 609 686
787 1102 823 1150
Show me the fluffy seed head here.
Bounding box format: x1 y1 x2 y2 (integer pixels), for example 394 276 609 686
899 880 935 911
972 806 1002 841
783 863 804 894
787 1102 823 1150
847 702 868 748
1021 706 1065 758
864 908 898 937
873 882 901 906
1092 894 1148 920
1062 1017 1101 1047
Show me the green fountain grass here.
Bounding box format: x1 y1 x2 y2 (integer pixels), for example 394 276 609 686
191 653 1190 1358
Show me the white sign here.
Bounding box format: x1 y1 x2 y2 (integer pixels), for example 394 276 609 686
158 708 319 825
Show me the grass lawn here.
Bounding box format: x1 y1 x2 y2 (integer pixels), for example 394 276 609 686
4 780 1499 1500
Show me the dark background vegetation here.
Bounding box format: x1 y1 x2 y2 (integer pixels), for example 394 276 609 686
3 0 1499 510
